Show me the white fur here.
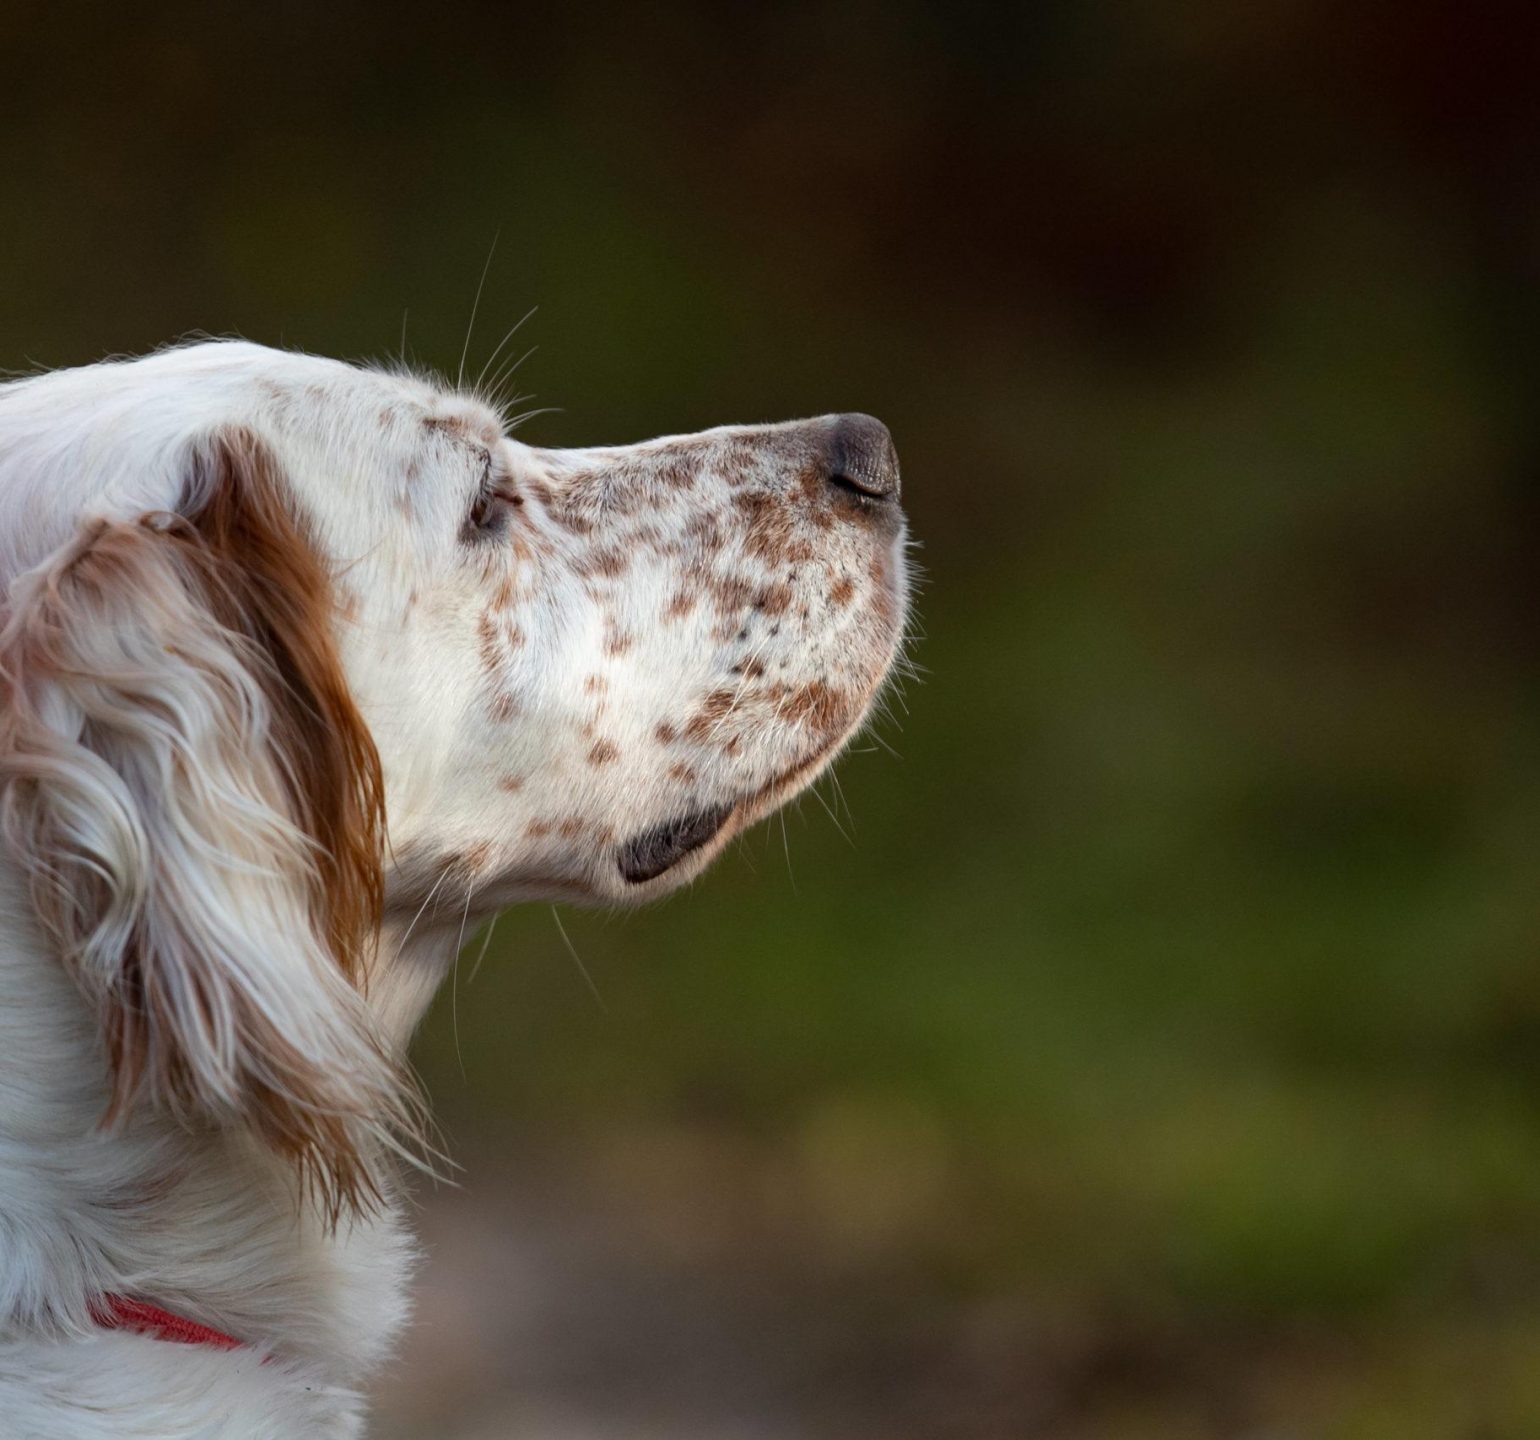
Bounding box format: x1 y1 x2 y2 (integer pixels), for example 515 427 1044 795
0 341 908 1436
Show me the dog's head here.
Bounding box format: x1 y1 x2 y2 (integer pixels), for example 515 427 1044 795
0 341 909 1213
358 386 906 908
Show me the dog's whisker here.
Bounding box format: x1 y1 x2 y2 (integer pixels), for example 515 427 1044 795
451 881 475 1081
824 765 856 832
473 305 538 396
502 403 564 431
779 808 797 891
806 780 854 847
466 912 499 985
482 343 539 411
550 907 607 1014
396 864 456 958
732 831 758 875
457 230 500 392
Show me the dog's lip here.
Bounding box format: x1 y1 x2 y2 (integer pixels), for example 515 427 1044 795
617 741 844 885
617 802 737 884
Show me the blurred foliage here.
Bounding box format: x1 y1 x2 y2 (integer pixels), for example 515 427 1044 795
4 1 1540 1434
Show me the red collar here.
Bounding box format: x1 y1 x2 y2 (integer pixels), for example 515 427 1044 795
92 1294 246 1351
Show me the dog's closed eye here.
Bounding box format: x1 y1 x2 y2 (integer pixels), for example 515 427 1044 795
463 449 523 541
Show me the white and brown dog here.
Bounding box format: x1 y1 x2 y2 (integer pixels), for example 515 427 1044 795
0 340 908 1437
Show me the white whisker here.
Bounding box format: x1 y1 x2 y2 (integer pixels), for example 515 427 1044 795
467 913 499 985
396 864 455 957
457 230 500 391
551 907 607 1014
451 882 474 1081
474 305 537 396
806 781 853 846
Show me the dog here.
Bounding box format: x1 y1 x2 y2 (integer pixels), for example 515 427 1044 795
0 339 909 1437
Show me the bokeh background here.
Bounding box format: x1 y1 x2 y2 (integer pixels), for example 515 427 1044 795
5 4 1540 1435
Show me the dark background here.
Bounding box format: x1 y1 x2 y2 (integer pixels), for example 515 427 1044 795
5 4 1540 1435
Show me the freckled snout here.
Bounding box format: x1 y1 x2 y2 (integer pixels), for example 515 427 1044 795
818 413 901 508
493 401 910 901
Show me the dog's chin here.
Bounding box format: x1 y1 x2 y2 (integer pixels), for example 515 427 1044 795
605 738 847 900
433 736 854 916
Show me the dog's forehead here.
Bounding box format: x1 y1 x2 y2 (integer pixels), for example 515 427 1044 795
367 380 505 452
251 356 501 449
240 357 512 536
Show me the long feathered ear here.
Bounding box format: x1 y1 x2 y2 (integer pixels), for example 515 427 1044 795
0 425 415 1220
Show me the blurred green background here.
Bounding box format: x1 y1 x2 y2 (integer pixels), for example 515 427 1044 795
5 4 1540 1435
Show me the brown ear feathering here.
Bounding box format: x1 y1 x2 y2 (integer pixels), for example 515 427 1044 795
162 426 400 1211
184 427 388 993
0 426 414 1223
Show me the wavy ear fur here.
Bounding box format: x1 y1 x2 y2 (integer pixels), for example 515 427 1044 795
0 426 412 1220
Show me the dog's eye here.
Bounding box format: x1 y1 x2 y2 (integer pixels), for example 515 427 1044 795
463 450 523 542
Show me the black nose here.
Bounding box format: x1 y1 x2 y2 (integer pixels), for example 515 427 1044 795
823 413 900 505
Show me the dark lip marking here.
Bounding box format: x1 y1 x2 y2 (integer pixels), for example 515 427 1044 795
617 803 735 883
616 733 847 887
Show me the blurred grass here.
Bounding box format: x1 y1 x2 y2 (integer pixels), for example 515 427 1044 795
5 3 1540 1432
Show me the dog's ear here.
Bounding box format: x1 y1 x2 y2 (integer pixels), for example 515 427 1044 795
0 426 413 1219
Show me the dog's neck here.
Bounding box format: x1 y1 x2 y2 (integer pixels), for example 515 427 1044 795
0 867 455 1391
369 908 467 1050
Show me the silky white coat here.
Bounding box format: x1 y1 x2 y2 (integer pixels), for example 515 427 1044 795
0 341 908 1437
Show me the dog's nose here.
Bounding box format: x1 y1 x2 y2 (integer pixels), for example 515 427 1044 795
822 413 900 506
